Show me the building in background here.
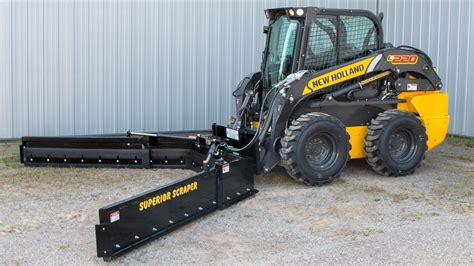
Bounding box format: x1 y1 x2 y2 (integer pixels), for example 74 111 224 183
0 0 472 139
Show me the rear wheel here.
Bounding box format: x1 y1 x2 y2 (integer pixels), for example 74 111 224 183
365 109 427 176
280 112 351 185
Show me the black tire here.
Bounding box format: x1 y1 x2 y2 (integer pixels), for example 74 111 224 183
280 112 351 185
365 109 427 176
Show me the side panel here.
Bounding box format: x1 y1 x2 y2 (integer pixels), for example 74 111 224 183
290 47 442 99
397 91 450 150
96 170 218 259
95 153 257 261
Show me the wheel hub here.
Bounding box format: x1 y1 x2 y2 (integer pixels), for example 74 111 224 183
304 133 337 170
388 128 417 163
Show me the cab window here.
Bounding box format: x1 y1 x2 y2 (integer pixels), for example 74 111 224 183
303 15 337 71
339 15 377 63
303 14 378 70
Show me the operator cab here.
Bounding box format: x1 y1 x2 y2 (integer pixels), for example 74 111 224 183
262 7 384 90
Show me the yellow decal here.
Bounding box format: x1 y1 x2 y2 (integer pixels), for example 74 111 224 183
302 56 375 95
138 181 198 211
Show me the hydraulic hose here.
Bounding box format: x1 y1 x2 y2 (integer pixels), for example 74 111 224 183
226 86 278 152
226 71 308 152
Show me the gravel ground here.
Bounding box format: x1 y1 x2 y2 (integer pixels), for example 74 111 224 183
0 138 473 265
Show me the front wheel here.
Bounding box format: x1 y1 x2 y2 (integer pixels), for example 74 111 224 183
280 112 351 185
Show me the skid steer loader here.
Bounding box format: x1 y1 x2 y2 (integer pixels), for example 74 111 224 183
19 7 449 260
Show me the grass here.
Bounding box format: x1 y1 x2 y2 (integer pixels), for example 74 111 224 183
452 182 463 189
1 155 18 165
0 144 20 168
446 135 474 148
458 154 473 162
439 135 474 162
460 190 473 198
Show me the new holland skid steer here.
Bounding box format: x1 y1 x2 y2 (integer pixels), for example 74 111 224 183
19 7 449 260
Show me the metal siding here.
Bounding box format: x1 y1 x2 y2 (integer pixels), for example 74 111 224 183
0 1 12 138
103 0 118 134
10 0 473 139
89 0 104 135
44 0 60 136
380 0 474 136
58 0 75 135
466 0 474 135
27 0 44 136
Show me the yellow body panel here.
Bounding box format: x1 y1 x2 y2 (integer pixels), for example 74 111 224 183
397 91 450 150
346 126 368 159
346 91 449 159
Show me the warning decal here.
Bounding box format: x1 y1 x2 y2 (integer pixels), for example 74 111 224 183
407 83 418 91
110 211 120 223
226 128 239 141
222 163 230 174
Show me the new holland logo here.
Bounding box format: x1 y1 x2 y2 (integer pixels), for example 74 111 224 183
302 56 375 95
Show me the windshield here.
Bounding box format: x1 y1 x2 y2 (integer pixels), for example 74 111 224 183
263 16 298 88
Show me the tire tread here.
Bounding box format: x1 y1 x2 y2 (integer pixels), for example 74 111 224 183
364 109 427 176
280 112 351 185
